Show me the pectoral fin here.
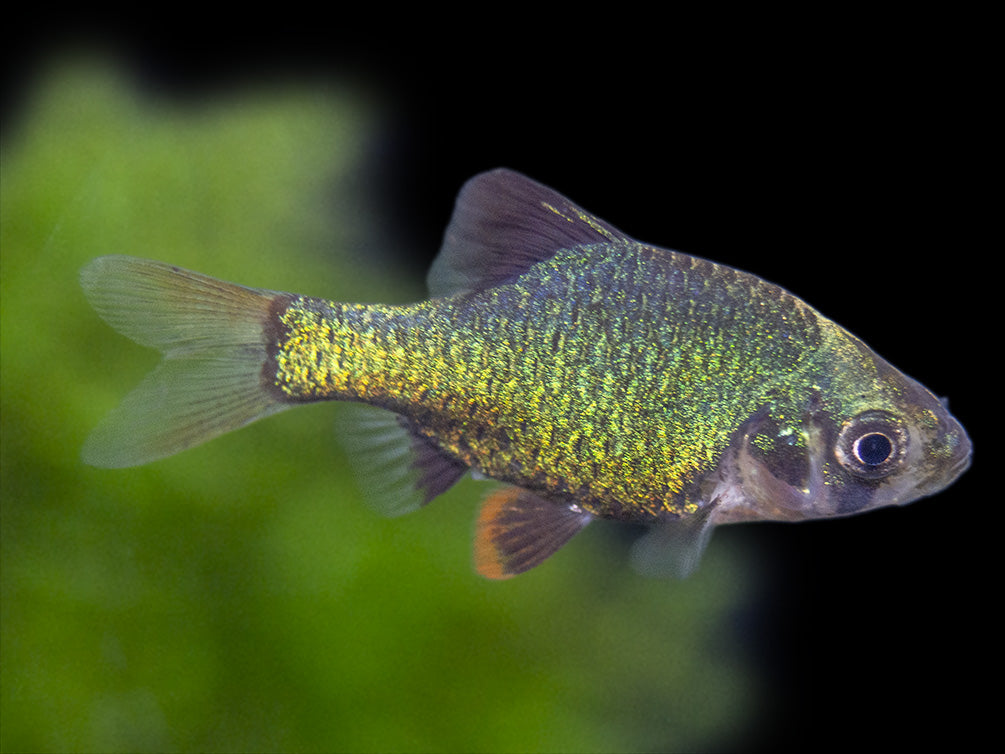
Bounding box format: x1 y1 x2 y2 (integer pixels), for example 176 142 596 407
474 488 593 579
630 506 717 579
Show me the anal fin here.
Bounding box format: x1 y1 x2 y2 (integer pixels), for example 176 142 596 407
474 488 593 579
337 404 468 517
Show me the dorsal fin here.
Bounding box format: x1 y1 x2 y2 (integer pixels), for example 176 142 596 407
428 169 632 297
474 487 593 579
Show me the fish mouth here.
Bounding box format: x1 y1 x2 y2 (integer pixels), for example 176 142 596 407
927 414 973 491
947 450 972 482
947 425 973 481
909 439 971 502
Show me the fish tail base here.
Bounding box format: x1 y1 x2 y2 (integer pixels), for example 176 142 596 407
80 255 291 467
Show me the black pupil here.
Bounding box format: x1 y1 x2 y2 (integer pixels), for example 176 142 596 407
856 433 892 466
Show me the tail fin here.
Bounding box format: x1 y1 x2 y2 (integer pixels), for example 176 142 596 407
80 256 290 468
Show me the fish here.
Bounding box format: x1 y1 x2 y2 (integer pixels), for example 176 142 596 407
80 168 972 579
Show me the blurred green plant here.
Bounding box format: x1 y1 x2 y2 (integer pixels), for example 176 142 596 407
1 58 762 753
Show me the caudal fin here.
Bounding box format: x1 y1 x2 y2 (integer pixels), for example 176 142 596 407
80 256 290 468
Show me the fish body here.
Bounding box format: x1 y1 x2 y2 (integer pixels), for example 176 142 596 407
81 169 971 578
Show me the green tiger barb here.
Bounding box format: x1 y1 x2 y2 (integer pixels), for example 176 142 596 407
80 169 971 579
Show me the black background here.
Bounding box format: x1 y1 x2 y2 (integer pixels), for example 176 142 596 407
5 19 991 752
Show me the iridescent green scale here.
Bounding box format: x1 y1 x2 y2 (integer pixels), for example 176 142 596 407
272 233 824 522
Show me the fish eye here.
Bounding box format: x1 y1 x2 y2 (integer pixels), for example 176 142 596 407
854 432 893 466
835 411 907 478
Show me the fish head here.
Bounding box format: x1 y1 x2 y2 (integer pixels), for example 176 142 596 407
712 347 971 526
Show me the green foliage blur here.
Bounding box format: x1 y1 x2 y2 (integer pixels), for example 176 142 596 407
1 58 763 752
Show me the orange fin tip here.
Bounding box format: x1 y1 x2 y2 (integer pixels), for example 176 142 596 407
474 487 592 579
